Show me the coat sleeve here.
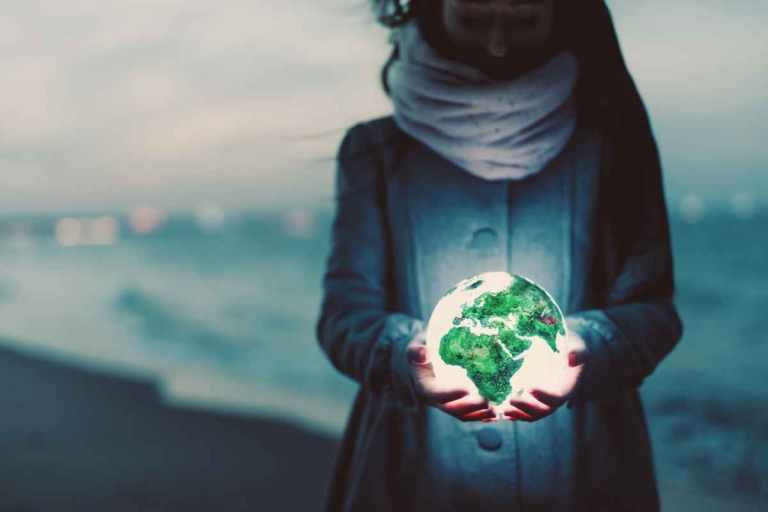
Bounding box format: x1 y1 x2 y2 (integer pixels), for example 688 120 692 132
315 122 426 410
564 96 684 407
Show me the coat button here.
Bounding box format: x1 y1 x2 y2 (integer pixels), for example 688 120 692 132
475 427 502 451
467 227 498 251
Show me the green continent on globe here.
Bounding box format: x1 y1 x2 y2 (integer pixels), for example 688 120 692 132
439 326 525 404
439 278 566 404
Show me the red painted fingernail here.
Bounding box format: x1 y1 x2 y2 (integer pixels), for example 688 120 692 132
408 346 426 364
568 350 584 366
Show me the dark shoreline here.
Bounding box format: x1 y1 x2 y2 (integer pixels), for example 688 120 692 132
0 342 339 511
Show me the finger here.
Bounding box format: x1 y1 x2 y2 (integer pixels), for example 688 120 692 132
559 365 584 395
424 387 469 403
407 344 432 369
568 348 587 367
441 391 488 406
529 388 566 407
445 404 494 421
503 406 536 422
406 343 428 364
408 350 436 380
460 408 497 422
508 394 553 418
439 395 490 417
419 377 470 402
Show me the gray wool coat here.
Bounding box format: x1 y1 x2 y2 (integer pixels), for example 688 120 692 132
315 105 683 510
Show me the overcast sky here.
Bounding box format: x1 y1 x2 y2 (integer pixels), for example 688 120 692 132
1 0 765 214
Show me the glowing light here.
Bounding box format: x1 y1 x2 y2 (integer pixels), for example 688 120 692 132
281 208 314 239
55 217 84 247
730 192 756 219
88 216 119 245
195 202 226 233
425 271 568 416
679 194 705 223
130 206 167 235
55 216 121 246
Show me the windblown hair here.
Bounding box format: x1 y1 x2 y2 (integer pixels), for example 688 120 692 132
370 0 414 28
368 1 417 96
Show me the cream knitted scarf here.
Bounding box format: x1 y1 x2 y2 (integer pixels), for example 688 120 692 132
387 19 579 181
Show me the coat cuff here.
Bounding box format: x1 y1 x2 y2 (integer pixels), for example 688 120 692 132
384 313 427 411
564 310 630 407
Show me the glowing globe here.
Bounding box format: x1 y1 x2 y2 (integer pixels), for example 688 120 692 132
425 271 568 409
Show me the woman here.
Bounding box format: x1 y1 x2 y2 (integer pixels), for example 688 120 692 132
315 0 684 510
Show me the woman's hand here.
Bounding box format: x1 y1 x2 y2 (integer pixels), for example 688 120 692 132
405 334 497 422
503 330 587 422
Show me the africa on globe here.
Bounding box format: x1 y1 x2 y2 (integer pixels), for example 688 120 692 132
425 271 568 411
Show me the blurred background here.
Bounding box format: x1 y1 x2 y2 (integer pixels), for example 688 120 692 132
0 0 765 510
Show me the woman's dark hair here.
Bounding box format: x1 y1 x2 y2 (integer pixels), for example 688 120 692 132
371 0 414 28
369 0 639 118
369 0 415 96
